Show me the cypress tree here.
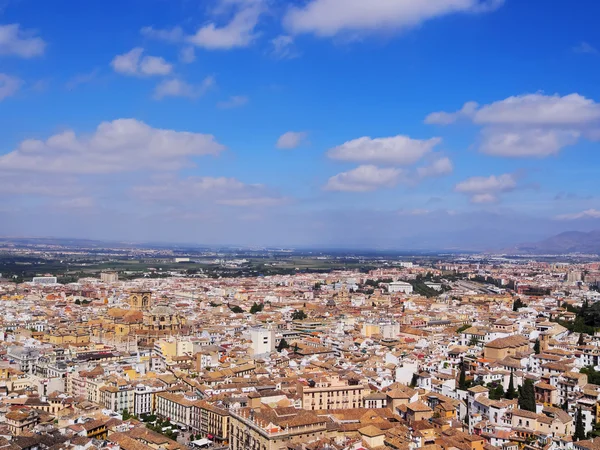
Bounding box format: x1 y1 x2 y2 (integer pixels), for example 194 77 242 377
459 364 467 390
506 371 517 399
518 379 536 412
574 408 586 441
534 339 540 354
410 373 418 388
579 333 585 346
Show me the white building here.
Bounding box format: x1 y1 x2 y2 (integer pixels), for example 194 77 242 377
249 328 275 357
32 277 57 286
388 281 413 294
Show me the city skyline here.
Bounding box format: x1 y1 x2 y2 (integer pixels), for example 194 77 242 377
2 0 600 247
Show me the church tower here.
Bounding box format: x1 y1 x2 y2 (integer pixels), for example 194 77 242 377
128 291 152 311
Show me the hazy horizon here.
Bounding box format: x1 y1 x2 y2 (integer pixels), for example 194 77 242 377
2 0 600 248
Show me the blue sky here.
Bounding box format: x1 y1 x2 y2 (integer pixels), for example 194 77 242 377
1 0 600 249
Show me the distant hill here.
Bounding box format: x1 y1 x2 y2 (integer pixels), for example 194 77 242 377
513 230 600 254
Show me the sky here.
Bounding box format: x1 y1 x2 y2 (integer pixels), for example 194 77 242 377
1 0 600 249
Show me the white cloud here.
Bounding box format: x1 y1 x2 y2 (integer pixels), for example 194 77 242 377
0 118 225 174
217 95 249 109
0 24 45 58
134 176 286 207
270 35 298 59
426 93 600 157
141 26 184 43
0 73 22 101
425 101 478 125
479 128 580 158
111 48 173 76
154 76 215 100
327 135 440 165
455 173 517 203
179 46 196 63
324 165 402 192
276 131 308 149
188 0 264 50
417 156 453 178
283 0 503 37
556 209 600 220
473 93 600 126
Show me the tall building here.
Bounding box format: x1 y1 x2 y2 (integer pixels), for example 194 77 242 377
567 271 582 283
249 328 275 356
127 291 152 311
101 271 118 283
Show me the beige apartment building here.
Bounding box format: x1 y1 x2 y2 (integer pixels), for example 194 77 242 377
298 374 368 410
228 407 327 450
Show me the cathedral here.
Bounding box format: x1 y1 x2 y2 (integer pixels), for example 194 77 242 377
127 291 152 311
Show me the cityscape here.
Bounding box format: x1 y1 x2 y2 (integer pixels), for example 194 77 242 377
3 0 600 450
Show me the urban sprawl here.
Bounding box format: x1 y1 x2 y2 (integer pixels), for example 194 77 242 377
1 254 600 450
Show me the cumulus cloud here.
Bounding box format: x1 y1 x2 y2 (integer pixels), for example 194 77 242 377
455 173 517 203
217 95 249 109
555 209 600 220
324 165 402 192
0 73 22 101
111 48 173 76
426 93 600 157
0 24 45 58
0 118 225 174
188 0 264 50
283 0 503 37
473 93 600 126
154 76 215 100
276 131 308 149
416 156 453 178
479 128 580 158
425 101 478 125
134 176 287 207
327 135 440 166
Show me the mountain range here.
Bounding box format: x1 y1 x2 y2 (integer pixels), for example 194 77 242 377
512 230 600 254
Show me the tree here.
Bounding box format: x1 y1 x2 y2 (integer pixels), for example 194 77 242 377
513 298 525 311
75 299 81 305
229 304 244 314
292 309 307 320
578 333 585 346
574 408 586 441
122 409 132 420
249 302 264 314
534 339 540 354
506 371 517 400
458 363 468 390
410 373 418 388
456 324 472 334
468 335 480 347
276 338 290 352
487 382 505 400
518 379 536 412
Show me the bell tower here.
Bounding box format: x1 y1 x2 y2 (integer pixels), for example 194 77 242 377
128 291 152 311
